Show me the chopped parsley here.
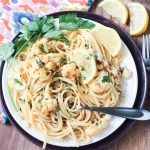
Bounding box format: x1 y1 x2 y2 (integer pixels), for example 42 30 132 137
63 39 69 45
46 72 50 76
14 78 23 85
91 120 95 124
85 43 89 49
81 66 85 71
95 54 99 60
60 57 67 63
102 75 110 83
39 44 45 53
86 53 93 60
35 58 43 67
38 99 42 104
82 76 86 80
66 84 72 91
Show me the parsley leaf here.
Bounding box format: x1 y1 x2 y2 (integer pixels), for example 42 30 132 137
35 59 43 67
82 77 86 80
44 30 69 43
59 22 79 31
14 36 29 53
60 57 67 63
39 44 45 53
42 24 51 33
0 14 95 61
14 78 23 85
85 43 89 49
44 30 62 39
102 75 110 83
59 13 95 31
46 72 50 76
20 16 54 42
81 66 85 71
0 43 15 61
27 22 39 32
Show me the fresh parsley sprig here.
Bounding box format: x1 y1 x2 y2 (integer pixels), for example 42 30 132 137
0 13 95 61
20 16 54 41
59 13 95 30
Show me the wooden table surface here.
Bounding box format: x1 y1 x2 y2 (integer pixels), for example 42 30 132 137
0 0 150 150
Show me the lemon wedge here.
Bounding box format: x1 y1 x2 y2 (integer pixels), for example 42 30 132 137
91 25 121 57
98 0 128 24
128 2 149 36
71 49 96 84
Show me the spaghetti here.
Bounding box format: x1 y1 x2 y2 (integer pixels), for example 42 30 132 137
8 28 125 148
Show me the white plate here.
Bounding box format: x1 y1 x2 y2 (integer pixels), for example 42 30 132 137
2 18 138 147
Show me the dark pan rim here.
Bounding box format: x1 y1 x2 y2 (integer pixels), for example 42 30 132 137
0 11 147 150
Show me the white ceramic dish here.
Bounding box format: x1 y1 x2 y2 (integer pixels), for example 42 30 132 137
2 18 138 147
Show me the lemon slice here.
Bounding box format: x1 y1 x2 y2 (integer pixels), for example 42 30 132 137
71 49 96 84
98 0 128 24
91 25 121 57
128 2 149 36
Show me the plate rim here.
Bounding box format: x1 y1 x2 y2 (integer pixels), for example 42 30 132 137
0 11 147 150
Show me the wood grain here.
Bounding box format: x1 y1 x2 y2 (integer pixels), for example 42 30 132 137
0 0 150 150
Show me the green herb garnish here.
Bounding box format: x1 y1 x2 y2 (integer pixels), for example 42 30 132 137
102 75 110 83
21 16 54 41
81 66 85 71
66 84 72 90
95 54 99 60
0 13 95 61
82 77 86 80
91 120 95 124
63 39 69 45
38 99 42 104
14 78 23 85
86 53 93 60
60 57 67 63
59 13 95 31
39 44 45 53
46 72 50 76
44 30 69 43
85 43 89 49
35 59 43 67
0 43 15 61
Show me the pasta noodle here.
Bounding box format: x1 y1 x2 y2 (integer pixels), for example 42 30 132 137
8 28 124 149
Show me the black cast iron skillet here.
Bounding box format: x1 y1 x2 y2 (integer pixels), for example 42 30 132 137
0 11 147 150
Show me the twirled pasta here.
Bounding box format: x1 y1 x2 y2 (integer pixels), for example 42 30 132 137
8 29 125 149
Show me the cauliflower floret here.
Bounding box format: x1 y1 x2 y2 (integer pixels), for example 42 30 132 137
41 98 57 115
88 71 112 93
85 125 101 136
61 63 80 81
122 67 132 79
